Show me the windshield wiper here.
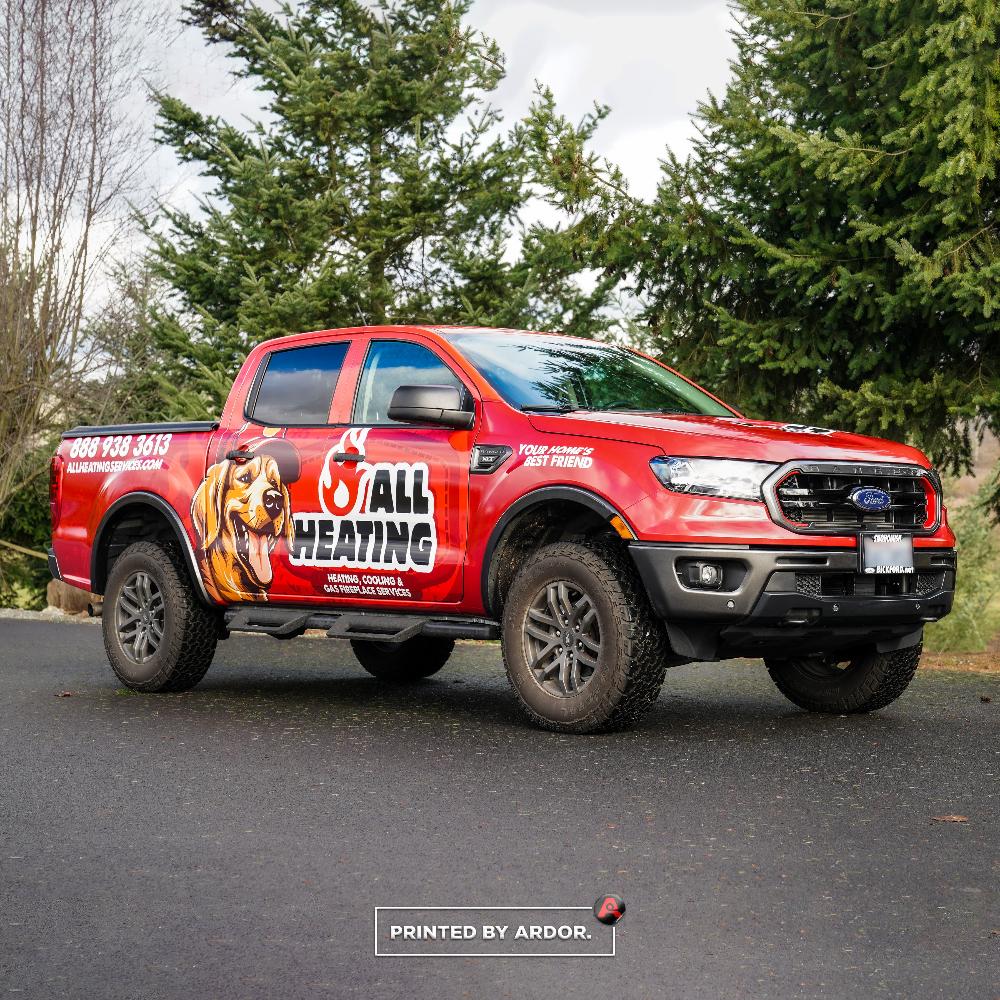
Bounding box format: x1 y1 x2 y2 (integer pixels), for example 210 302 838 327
590 406 688 414
520 404 581 413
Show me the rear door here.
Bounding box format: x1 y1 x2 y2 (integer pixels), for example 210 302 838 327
196 337 357 604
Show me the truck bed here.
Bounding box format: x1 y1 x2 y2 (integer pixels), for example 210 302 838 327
52 421 222 593
61 421 219 438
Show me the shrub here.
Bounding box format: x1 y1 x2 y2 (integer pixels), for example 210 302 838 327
0 452 51 610
924 487 1000 653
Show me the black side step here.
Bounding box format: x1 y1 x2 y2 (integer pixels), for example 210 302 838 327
226 608 313 639
325 614 425 644
223 606 499 644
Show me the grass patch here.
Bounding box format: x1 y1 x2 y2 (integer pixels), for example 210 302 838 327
924 485 1000 653
921 652 1000 674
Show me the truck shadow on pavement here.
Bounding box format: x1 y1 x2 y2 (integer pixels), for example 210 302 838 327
173 651 916 742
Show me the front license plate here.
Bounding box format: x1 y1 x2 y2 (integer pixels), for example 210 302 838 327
859 532 914 575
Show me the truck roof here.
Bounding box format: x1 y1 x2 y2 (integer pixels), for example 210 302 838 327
248 324 581 352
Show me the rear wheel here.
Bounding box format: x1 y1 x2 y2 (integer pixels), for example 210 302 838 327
102 541 218 692
351 635 455 681
501 540 668 733
765 643 922 713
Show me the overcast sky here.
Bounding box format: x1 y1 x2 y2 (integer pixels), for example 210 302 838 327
147 0 737 209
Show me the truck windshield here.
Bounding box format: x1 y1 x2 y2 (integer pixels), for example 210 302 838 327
446 333 733 416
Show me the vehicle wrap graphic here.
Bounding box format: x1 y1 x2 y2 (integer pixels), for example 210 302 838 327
290 428 438 573
65 432 173 474
191 439 299 603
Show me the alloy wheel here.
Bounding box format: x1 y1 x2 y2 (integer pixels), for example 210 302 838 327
116 571 165 664
522 580 602 697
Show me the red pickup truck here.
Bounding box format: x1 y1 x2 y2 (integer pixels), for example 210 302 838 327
49 326 956 732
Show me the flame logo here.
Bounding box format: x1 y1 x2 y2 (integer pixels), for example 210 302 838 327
319 428 370 517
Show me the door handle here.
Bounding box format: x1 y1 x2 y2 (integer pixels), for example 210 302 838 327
331 452 365 463
226 448 255 462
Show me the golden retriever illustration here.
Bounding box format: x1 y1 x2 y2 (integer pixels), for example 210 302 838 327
191 452 293 603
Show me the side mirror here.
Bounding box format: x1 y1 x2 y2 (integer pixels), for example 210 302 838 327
387 384 475 430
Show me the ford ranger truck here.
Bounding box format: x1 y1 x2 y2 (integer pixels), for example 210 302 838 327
49 326 956 733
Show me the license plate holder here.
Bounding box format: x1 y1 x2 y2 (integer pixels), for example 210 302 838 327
859 532 914 575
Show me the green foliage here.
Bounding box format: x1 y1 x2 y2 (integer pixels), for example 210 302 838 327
76 264 178 425
660 0 1000 476
147 0 616 418
0 460 49 553
0 449 51 609
0 264 173 609
925 487 1000 651
528 0 1000 487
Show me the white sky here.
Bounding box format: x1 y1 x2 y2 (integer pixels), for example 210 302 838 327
146 0 737 209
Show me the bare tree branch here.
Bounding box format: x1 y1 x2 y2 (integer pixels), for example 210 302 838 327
0 0 160 511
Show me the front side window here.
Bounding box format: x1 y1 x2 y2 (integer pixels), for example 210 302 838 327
445 332 733 417
353 340 463 424
250 342 350 425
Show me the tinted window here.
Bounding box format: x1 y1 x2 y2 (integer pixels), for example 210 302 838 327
250 343 349 425
445 332 733 417
353 341 462 424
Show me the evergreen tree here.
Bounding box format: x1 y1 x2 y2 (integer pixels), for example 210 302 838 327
531 0 1000 482
148 0 614 416
655 0 1000 475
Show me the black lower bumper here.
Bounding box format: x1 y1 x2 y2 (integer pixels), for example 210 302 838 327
629 543 956 661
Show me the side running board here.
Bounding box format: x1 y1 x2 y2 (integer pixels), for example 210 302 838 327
224 606 499 644
325 614 425 643
225 608 312 638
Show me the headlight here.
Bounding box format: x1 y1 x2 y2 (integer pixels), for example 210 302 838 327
650 456 778 501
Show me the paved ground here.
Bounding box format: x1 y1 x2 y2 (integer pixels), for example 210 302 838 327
1 619 997 1000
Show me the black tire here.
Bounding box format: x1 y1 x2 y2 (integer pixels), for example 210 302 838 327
501 540 668 733
102 541 219 693
351 636 455 681
765 643 922 713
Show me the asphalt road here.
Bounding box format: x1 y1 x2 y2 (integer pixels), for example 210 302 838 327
1 619 997 1000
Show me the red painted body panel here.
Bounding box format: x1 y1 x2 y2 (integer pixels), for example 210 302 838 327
52 325 956 614
55 430 210 590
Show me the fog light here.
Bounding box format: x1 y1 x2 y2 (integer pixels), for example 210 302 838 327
685 561 724 590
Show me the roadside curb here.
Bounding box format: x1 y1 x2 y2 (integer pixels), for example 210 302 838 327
0 607 97 625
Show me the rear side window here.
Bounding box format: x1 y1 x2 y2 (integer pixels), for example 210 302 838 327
249 342 350 425
352 340 463 424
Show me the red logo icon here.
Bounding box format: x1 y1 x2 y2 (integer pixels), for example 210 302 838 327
593 894 625 925
319 428 369 517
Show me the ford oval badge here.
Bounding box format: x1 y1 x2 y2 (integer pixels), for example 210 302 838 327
849 486 892 512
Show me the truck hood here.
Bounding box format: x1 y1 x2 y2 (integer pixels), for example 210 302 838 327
525 411 931 467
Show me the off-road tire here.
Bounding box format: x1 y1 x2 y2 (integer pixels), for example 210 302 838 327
501 540 668 733
765 643 922 713
351 636 455 681
102 541 218 693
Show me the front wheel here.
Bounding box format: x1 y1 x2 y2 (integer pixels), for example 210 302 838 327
102 541 219 692
765 643 922 714
501 541 668 733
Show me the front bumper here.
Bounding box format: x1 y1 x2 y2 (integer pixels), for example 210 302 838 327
629 543 956 660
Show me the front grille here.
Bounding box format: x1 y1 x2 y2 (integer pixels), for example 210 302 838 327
775 470 929 533
795 571 947 598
